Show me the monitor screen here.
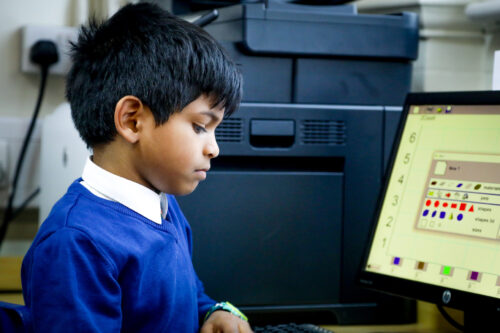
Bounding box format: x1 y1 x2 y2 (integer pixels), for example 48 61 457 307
359 91 500 328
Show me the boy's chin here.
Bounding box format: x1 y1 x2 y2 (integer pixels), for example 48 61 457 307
168 182 199 196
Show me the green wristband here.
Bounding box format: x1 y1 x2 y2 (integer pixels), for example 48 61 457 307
204 301 248 322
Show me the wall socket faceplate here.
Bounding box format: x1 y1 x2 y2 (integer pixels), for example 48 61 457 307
21 25 78 75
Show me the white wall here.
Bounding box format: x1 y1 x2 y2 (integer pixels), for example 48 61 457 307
0 0 76 214
0 0 72 119
0 0 73 255
356 0 500 92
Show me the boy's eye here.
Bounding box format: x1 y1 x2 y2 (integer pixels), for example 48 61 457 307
193 123 207 134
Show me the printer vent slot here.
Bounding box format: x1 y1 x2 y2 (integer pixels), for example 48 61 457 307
215 118 244 142
301 120 346 145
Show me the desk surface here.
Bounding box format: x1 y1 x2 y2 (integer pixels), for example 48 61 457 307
0 257 22 291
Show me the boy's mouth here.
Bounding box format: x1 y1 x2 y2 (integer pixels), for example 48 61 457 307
195 168 210 180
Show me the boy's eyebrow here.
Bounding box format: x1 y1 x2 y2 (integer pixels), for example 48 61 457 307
200 110 223 123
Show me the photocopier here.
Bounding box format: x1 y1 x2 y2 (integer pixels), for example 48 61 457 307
174 0 420 325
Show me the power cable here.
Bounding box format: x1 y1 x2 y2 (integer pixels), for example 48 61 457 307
0 40 58 249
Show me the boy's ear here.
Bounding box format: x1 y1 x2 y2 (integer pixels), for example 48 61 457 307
114 96 148 144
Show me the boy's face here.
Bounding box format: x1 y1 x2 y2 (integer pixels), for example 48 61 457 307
137 95 223 195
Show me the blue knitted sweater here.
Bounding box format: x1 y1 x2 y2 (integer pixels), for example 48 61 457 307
21 179 215 332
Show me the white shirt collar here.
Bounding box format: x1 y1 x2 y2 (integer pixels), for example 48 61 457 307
80 157 167 224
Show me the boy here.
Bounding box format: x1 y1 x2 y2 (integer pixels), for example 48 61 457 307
21 3 251 332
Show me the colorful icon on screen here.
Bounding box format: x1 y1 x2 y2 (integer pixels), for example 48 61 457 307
441 266 454 276
393 257 402 266
415 261 427 271
468 271 481 282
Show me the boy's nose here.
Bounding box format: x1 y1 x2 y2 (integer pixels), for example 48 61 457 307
204 134 219 159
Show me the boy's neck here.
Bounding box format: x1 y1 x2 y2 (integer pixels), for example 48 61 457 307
92 140 156 192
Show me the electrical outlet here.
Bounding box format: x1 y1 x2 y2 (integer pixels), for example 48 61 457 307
0 140 8 189
21 25 78 75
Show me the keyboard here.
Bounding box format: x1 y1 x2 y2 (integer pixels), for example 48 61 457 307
252 323 333 332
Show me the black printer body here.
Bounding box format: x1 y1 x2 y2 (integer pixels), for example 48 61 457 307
176 1 419 325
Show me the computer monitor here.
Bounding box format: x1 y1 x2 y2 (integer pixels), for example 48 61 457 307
359 91 500 330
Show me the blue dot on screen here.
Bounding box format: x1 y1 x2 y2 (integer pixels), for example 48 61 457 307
440 212 446 219
457 183 463 188
457 214 463 221
432 211 437 218
423 210 429 217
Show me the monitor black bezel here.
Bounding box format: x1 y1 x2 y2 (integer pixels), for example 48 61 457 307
358 90 500 313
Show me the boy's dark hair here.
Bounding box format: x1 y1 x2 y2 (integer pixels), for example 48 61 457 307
66 3 242 148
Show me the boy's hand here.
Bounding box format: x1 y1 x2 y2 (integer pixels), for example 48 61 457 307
200 310 254 333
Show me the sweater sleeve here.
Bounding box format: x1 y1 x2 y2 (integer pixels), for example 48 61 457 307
195 271 217 321
22 228 122 332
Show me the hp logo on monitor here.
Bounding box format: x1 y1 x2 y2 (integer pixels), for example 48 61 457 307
442 290 452 304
